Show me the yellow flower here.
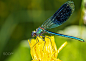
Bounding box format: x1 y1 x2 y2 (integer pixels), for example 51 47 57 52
28 36 67 61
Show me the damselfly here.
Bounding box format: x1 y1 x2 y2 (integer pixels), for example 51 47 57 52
31 1 84 42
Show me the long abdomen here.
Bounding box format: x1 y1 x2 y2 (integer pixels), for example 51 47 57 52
45 30 84 42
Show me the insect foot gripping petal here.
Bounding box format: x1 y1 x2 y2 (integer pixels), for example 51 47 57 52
28 36 68 61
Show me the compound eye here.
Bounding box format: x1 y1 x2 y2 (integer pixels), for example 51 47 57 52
33 33 36 36
31 31 36 37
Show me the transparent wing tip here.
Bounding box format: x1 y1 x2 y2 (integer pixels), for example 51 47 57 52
66 1 75 13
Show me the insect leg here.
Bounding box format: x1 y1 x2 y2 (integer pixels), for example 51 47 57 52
40 35 53 50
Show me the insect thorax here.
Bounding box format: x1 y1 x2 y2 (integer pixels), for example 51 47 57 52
36 27 44 35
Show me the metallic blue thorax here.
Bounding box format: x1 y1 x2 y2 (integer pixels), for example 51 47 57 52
36 28 43 35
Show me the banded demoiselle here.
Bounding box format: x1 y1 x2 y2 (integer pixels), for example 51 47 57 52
31 1 84 42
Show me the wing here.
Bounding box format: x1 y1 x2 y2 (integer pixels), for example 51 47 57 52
41 1 75 29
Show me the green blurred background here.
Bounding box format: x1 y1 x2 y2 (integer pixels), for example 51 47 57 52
0 0 86 61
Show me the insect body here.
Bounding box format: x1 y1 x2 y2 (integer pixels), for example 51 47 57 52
31 1 84 42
